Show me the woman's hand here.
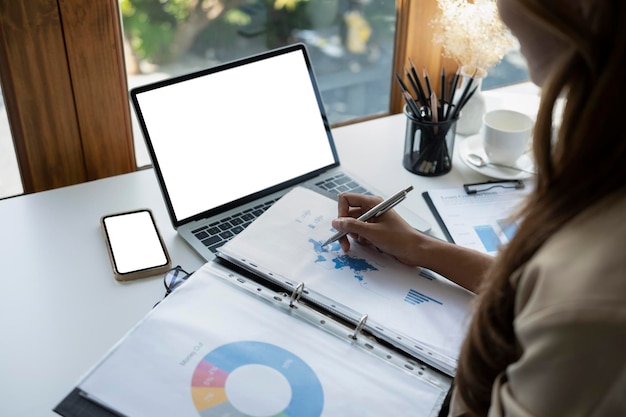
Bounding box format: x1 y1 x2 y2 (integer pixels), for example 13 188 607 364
331 192 493 293
331 192 426 266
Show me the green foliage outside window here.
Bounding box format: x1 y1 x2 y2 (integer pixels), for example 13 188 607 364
120 0 312 66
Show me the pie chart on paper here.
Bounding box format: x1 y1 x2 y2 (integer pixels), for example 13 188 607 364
191 341 324 417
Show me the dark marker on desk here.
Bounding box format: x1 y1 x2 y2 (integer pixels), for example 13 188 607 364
321 186 414 247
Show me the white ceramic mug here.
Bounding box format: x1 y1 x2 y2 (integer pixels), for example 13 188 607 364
482 109 533 164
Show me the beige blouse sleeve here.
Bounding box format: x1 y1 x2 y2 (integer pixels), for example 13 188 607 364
490 302 626 416
493 198 626 417
449 194 626 417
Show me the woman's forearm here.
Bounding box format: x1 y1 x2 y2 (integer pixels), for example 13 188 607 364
415 234 493 293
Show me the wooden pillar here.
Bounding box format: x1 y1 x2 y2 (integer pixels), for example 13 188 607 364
391 0 458 114
0 0 135 194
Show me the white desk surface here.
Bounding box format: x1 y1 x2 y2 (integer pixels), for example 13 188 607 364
0 84 539 416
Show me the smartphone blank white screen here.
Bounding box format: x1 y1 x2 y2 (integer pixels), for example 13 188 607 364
103 211 169 274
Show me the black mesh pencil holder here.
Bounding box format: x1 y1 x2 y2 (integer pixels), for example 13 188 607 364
403 107 458 177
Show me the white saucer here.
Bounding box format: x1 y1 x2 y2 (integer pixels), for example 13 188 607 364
459 135 535 180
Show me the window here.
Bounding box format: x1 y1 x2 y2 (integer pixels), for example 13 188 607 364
0 0 528 199
483 46 528 90
122 0 398 167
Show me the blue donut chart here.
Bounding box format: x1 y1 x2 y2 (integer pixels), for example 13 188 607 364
191 341 324 416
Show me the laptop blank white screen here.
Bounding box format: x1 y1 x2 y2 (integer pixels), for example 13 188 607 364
134 49 337 223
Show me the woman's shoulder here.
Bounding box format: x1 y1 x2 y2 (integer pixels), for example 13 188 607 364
494 192 626 416
514 190 626 324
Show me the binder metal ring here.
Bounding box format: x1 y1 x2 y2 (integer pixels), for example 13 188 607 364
289 282 305 307
350 314 368 340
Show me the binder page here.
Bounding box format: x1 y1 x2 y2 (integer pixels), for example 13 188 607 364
79 263 445 417
424 184 531 255
218 186 475 362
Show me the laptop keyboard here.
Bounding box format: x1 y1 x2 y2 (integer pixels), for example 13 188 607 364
192 173 371 253
314 172 371 196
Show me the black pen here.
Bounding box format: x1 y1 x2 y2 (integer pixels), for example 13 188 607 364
395 73 420 116
440 67 446 108
395 72 411 95
451 69 477 120
457 85 478 111
402 91 421 117
423 68 433 97
408 59 428 105
404 68 424 106
321 186 414 247
445 68 461 120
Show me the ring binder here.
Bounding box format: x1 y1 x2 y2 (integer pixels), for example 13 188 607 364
212 262 451 386
57 260 454 417
210 187 468 376
351 314 368 340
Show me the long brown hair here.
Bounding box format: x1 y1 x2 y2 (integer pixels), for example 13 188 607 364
454 0 626 415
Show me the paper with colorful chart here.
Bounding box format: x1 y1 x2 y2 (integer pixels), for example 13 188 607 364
424 185 531 255
218 186 475 361
79 262 446 417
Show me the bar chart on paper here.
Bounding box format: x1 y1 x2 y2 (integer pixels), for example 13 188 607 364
473 218 518 253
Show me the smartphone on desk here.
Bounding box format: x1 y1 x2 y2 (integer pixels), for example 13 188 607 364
100 209 171 281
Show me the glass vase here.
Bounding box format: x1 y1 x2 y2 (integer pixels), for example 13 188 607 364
455 65 487 136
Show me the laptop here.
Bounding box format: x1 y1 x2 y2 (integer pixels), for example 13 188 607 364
130 43 430 261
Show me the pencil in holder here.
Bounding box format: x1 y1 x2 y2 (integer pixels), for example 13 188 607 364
403 107 458 177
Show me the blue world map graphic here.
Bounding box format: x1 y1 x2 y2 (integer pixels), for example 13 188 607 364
307 237 443 306
308 239 378 282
